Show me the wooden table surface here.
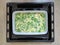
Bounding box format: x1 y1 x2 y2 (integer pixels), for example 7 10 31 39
0 0 60 45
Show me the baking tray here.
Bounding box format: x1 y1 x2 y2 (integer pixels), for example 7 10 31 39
6 2 54 42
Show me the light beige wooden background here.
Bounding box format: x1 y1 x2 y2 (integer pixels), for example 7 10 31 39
0 0 60 45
